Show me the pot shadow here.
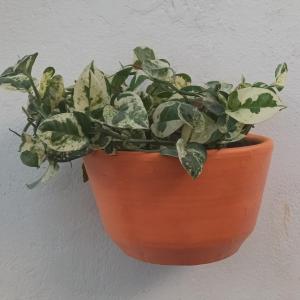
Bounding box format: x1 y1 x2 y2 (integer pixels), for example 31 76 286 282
25 160 173 300
0 105 173 299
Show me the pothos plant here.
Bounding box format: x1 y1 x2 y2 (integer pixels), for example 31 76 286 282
0 47 287 188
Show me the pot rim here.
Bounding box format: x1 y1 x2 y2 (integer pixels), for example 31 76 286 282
88 133 273 159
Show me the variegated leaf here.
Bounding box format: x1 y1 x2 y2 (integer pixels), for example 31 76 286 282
90 132 112 150
38 67 55 98
73 62 110 113
103 92 149 129
1 53 38 77
190 114 217 144
121 129 147 150
176 138 207 179
226 87 282 124
173 73 191 89
133 46 155 64
274 63 288 91
0 74 32 92
110 67 132 94
151 101 213 140
13 53 38 75
160 145 178 157
37 113 89 152
177 102 206 128
217 116 245 144
19 134 46 167
128 73 148 91
151 101 184 138
206 81 233 94
43 74 65 110
142 59 174 81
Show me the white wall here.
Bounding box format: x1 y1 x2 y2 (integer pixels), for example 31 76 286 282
0 1 300 299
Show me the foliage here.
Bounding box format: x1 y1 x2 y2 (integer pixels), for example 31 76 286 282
0 47 287 187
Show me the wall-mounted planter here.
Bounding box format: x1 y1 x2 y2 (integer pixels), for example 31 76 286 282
84 134 273 265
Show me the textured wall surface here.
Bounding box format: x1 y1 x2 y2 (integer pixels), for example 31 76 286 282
0 1 300 299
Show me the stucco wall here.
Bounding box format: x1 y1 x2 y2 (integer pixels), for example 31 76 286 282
0 1 300 299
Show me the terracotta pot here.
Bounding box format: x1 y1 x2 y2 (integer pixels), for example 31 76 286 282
84 134 273 265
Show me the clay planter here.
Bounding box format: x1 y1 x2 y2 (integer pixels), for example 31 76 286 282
84 134 273 265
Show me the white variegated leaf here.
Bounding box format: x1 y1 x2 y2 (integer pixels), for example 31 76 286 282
13 53 38 75
19 134 46 167
274 63 288 91
226 87 282 124
133 46 155 64
173 73 191 89
43 75 65 110
103 92 149 129
0 74 32 92
176 138 207 179
151 101 184 138
142 59 174 81
73 62 110 113
191 114 217 144
38 67 55 98
37 113 89 152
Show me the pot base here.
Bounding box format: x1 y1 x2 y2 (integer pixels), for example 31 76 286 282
116 240 243 265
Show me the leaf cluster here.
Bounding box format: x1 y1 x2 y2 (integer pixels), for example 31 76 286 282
0 47 287 187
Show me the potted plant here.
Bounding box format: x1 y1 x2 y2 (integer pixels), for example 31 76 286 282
0 47 287 265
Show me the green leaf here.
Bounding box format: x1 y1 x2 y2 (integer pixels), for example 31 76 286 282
206 81 233 94
146 82 173 105
176 138 207 179
110 67 132 94
202 91 225 115
103 91 149 129
37 112 89 152
128 73 148 91
216 115 245 144
19 134 46 167
133 46 155 64
241 93 277 113
274 63 288 91
227 90 241 111
142 59 174 81
226 87 282 124
73 62 110 114
26 161 59 189
20 151 39 168
180 85 206 94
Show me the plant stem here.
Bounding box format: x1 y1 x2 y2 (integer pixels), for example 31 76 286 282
112 138 175 145
23 122 31 132
27 75 41 102
9 128 22 137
